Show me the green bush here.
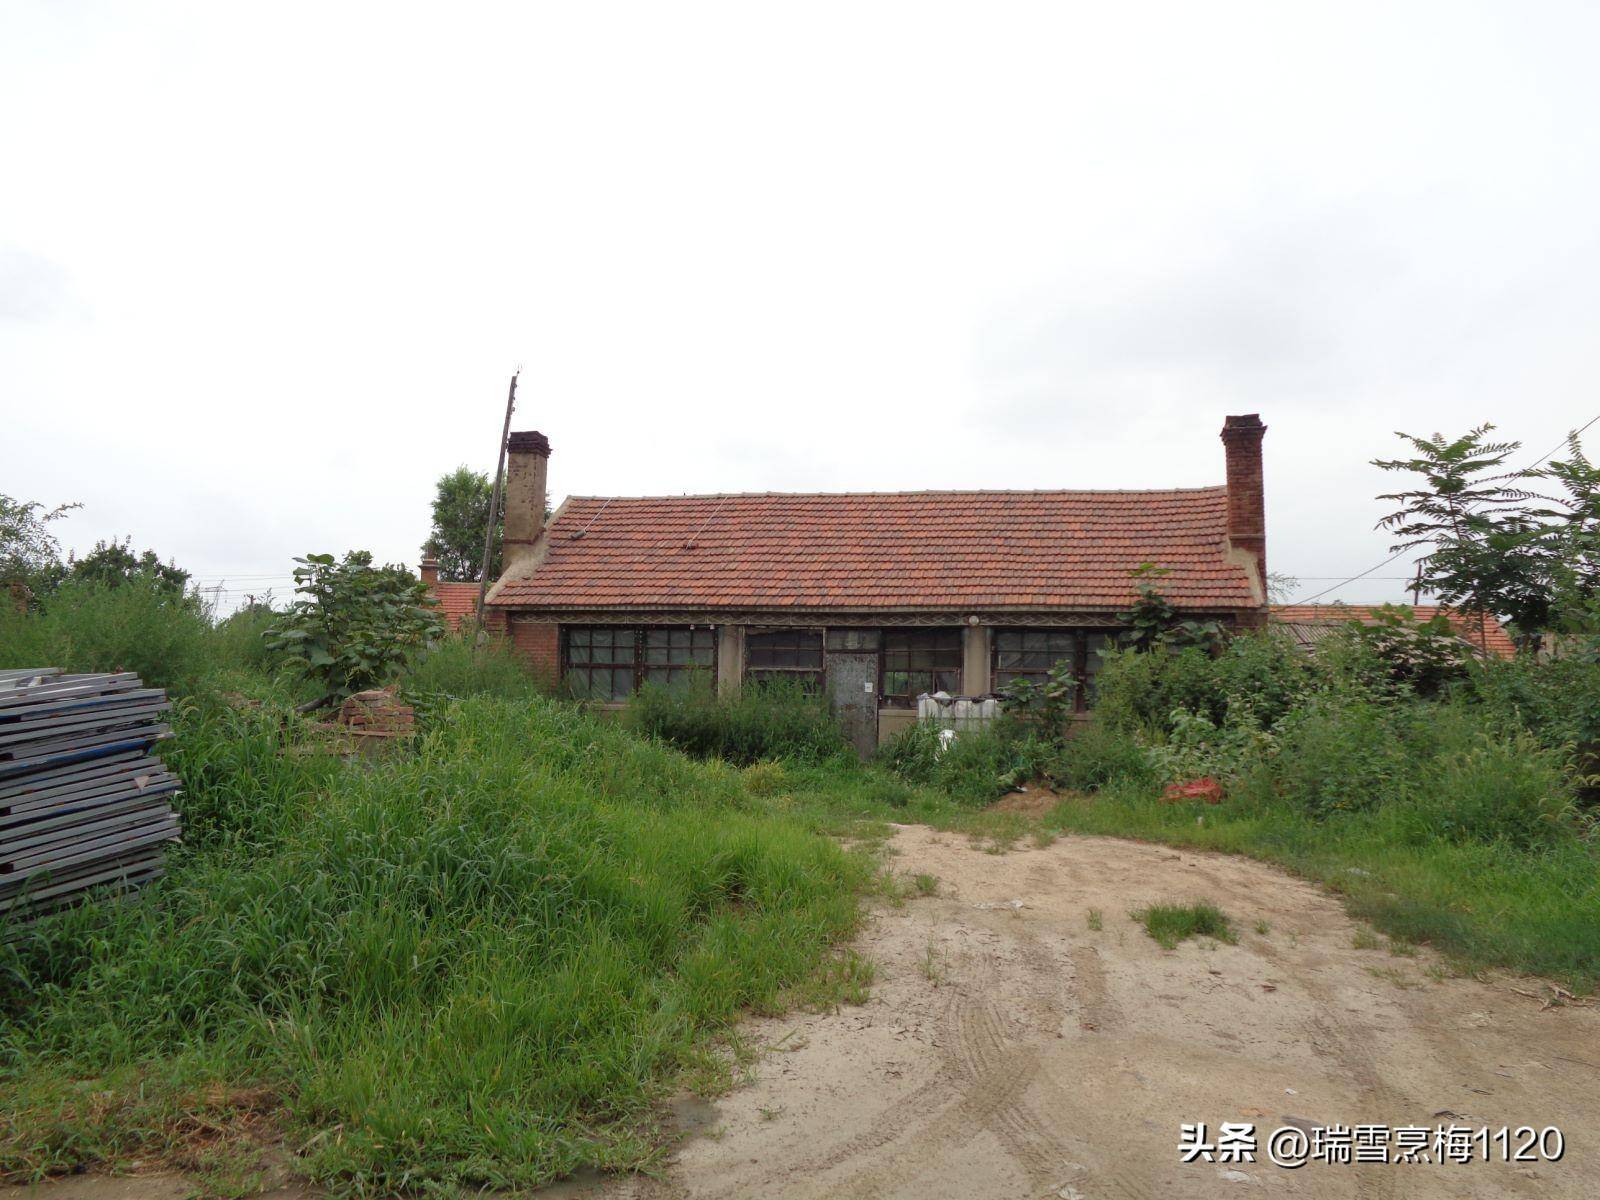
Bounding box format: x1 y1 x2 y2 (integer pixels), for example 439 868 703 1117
403 631 541 700
1411 732 1579 849
210 603 281 673
877 721 1025 805
0 577 222 693
626 678 847 766
1265 698 1414 818
1037 719 1157 792
1133 901 1237 949
1472 653 1600 750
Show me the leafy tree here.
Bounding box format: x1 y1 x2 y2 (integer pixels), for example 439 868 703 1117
265 552 444 708
1117 564 1224 653
0 493 79 594
997 659 1079 730
66 536 190 596
1374 426 1548 651
423 467 503 582
1533 435 1600 635
1343 604 1475 697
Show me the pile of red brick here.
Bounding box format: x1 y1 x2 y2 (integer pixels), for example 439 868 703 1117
336 688 415 738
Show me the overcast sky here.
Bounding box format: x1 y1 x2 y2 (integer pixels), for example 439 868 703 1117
4 1 1598 612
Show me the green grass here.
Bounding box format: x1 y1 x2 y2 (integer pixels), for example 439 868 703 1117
0 695 871 1194
1132 901 1237 949
1044 781 1600 990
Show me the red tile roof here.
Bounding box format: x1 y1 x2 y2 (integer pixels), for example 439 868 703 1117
429 582 481 630
489 488 1259 613
1271 604 1516 659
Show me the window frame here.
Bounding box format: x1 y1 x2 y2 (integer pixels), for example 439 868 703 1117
561 625 718 701
990 627 1116 712
879 627 963 708
744 627 825 692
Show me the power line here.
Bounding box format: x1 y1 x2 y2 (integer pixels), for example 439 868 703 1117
1524 411 1600 471
1287 549 1413 605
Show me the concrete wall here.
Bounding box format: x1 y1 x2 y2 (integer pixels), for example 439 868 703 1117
716 624 745 698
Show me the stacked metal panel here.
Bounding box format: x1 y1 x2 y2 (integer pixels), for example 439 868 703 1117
0 668 181 928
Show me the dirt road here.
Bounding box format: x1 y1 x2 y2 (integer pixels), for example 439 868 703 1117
597 825 1598 1200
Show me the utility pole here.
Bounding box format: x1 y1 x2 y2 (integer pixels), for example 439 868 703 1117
1408 561 1423 607
472 371 518 641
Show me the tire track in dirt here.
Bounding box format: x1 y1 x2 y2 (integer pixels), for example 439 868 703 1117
609 828 1600 1200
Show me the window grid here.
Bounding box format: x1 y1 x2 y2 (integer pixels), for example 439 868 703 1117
746 629 825 692
563 627 716 701
880 628 962 707
991 628 1117 712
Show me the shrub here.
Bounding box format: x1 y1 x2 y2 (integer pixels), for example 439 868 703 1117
0 577 221 693
878 721 1026 805
1038 719 1157 792
1266 698 1414 818
1412 732 1579 849
264 552 444 705
1145 705 1278 787
403 631 540 701
626 678 847 765
1094 633 1318 735
1472 653 1600 750
210 603 281 673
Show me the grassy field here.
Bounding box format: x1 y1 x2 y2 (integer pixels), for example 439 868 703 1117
1 692 872 1195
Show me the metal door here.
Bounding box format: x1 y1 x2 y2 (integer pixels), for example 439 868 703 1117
827 651 879 758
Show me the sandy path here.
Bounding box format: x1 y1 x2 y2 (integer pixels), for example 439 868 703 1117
593 825 1598 1200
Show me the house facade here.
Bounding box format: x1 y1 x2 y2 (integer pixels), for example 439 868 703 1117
481 418 1269 754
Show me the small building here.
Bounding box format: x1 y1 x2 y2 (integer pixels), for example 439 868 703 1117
482 417 1270 755
418 560 481 631
1270 603 1516 659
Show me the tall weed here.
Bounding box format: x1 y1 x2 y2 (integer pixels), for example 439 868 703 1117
627 679 847 765
1 696 867 1192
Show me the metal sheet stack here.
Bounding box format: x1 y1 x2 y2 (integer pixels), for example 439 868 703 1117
0 668 181 929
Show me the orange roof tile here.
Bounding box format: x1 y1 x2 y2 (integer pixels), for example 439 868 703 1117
490 488 1259 613
429 582 481 630
1271 604 1516 659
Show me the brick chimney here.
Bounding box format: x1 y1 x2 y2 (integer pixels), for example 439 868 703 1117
503 430 551 572
418 557 439 587
1219 414 1267 612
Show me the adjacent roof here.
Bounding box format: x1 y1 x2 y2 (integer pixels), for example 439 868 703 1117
489 488 1259 612
1271 604 1516 659
429 582 481 630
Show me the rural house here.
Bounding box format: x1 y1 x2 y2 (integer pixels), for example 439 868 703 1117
1271 603 1516 659
477 417 1270 754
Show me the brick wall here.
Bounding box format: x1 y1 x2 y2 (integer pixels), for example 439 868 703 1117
507 615 560 687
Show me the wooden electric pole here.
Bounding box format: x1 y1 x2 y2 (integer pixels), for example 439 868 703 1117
472 371 518 640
